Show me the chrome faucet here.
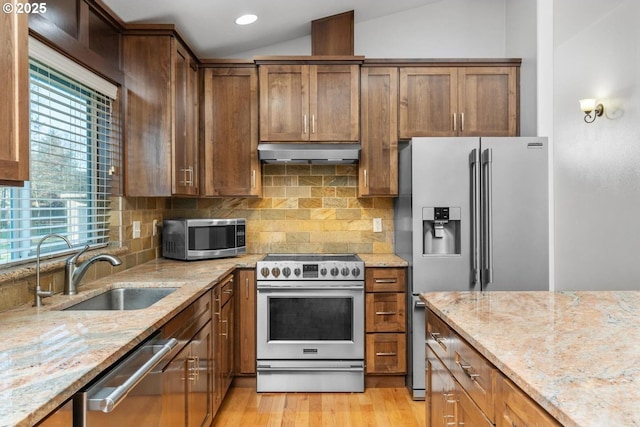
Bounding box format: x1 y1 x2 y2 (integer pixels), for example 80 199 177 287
35 234 72 307
64 246 122 295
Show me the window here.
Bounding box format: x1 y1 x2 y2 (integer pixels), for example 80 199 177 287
0 44 119 266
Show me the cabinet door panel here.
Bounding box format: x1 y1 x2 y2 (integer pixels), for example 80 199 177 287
366 333 406 374
203 68 260 196
359 67 398 196
188 323 212 427
456 381 494 427
426 346 455 427
235 269 256 374
310 65 359 141
495 374 561 427
0 5 29 184
163 346 188 427
399 68 457 138
458 67 518 136
259 65 309 141
366 293 406 332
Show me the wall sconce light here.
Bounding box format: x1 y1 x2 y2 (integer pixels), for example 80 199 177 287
579 98 604 123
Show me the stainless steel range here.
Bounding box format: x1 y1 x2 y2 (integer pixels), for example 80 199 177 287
256 254 365 392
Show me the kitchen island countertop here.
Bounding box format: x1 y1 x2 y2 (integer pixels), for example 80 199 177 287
420 291 640 427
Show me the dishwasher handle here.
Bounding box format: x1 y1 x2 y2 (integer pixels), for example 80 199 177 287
86 337 178 413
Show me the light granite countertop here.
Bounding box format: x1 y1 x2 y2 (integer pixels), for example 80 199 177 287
420 291 640 427
0 255 262 427
0 252 403 426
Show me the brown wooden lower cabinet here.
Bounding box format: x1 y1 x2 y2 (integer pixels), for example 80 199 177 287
426 308 560 427
234 269 256 375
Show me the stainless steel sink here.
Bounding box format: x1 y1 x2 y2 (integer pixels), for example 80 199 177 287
63 287 178 311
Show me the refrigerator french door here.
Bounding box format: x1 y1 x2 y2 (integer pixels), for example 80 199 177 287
395 137 549 399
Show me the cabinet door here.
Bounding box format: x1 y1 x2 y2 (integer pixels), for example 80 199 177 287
0 4 29 184
399 67 457 139
172 41 198 196
235 269 256 374
310 64 359 141
188 322 212 427
219 297 234 395
426 346 456 427
163 345 188 427
456 381 494 427
458 67 518 136
123 35 172 196
259 65 309 141
359 67 398 196
202 68 261 196
495 374 561 427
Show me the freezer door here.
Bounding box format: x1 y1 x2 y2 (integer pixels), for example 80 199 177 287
480 137 549 291
411 137 479 292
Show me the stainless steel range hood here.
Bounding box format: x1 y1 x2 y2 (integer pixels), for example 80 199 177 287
258 143 360 164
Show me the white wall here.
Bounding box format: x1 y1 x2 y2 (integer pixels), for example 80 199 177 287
553 0 640 290
230 0 507 58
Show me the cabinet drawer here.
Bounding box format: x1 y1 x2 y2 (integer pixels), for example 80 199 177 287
366 293 406 332
163 290 212 340
219 274 234 307
452 335 496 423
366 333 406 374
426 310 453 367
495 374 561 427
365 267 406 292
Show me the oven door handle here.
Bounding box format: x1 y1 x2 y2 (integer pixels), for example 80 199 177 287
257 286 364 291
257 364 364 372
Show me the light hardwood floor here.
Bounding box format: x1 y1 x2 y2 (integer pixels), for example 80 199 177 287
212 386 425 427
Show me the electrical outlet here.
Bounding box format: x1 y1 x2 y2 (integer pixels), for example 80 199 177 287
373 218 383 233
152 219 158 237
132 220 141 239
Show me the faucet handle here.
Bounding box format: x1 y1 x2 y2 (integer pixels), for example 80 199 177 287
67 245 90 265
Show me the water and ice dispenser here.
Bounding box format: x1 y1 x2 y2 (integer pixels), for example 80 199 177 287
422 207 461 255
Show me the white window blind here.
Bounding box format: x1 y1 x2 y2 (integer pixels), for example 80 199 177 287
0 56 119 266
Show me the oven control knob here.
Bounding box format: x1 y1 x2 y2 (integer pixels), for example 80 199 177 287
271 267 280 278
294 268 301 277
330 267 339 277
260 267 270 278
351 267 361 277
320 267 327 276
341 267 350 277
282 267 291 277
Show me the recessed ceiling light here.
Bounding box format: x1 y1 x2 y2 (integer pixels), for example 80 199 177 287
235 14 258 25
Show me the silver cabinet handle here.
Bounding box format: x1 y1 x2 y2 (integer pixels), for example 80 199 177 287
453 113 457 131
481 148 494 285
430 331 447 351
187 356 200 382
457 360 480 381
375 311 396 316
312 114 316 134
87 337 178 413
363 169 368 187
374 278 397 283
251 169 256 188
461 112 465 132
375 352 397 357
303 114 308 134
221 319 229 337
180 167 194 186
245 276 249 299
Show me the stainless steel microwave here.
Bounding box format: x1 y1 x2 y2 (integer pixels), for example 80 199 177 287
162 218 246 261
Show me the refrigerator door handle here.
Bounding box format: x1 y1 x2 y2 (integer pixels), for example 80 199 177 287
469 149 481 287
481 148 494 286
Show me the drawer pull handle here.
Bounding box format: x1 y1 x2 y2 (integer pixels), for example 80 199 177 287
458 361 480 381
376 311 396 316
430 332 447 351
374 278 397 283
224 289 233 294
375 352 397 357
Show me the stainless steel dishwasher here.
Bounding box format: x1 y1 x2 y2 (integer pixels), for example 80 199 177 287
74 333 177 427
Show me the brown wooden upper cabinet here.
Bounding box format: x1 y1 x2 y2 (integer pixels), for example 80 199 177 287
399 65 519 138
201 67 261 197
359 67 398 197
123 34 198 197
259 64 360 142
0 4 29 185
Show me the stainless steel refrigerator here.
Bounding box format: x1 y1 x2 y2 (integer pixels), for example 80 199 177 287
394 137 549 399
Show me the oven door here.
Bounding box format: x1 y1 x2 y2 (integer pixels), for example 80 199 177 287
256 281 364 360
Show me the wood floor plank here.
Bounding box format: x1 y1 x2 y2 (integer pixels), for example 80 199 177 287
211 386 425 427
